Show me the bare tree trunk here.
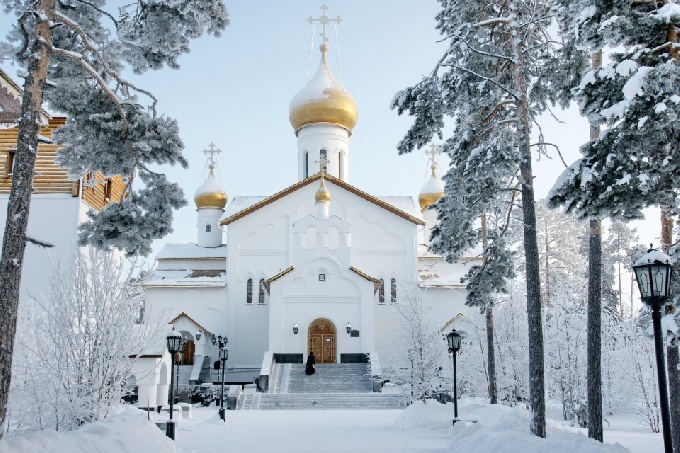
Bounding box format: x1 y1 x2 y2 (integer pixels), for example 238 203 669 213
586 50 604 442
661 209 680 453
511 9 545 436
587 217 603 441
486 307 497 404
481 211 498 404
0 1 55 434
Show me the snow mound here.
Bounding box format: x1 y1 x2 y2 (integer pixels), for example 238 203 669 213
449 403 628 453
394 400 457 430
395 401 628 452
0 407 178 453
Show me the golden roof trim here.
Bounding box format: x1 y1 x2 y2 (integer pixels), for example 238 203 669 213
263 266 295 292
168 311 213 336
349 266 381 284
220 172 425 227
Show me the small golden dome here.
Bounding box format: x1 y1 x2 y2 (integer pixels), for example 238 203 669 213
289 43 358 134
315 176 331 203
418 164 445 210
194 168 227 209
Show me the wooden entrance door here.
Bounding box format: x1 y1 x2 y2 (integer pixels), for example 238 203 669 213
182 340 195 365
308 318 336 364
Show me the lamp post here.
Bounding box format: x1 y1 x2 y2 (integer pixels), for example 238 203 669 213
633 247 673 453
446 328 465 425
219 346 229 421
165 330 182 440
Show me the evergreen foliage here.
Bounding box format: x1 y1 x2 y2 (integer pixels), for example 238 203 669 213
549 1 680 220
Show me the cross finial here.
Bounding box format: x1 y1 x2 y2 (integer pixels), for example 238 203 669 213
425 143 441 165
204 142 222 170
315 153 329 174
307 3 342 44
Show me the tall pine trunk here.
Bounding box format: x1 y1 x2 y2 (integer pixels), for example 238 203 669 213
486 307 497 404
511 6 545 436
660 209 680 453
481 212 497 404
586 51 603 443
0 0 55 434
587 217 603 441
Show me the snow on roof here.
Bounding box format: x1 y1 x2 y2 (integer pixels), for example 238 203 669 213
156 243 227 260
144 269 226 287
223 196 267 219
375 196 423 221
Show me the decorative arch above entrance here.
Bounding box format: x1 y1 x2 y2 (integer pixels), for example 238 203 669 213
308 318 336 364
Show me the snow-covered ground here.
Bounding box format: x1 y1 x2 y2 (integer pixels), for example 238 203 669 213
0 400 663 453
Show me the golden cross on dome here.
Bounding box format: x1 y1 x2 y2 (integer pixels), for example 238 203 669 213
204 142 222 169
307 3 342 44
315 153 329 173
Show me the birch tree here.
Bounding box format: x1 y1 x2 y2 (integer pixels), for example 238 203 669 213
392 0 586 436
0 0 228 432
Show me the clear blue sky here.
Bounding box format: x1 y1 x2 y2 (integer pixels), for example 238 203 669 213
0 1 661 256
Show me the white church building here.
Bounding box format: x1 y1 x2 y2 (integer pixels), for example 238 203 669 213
139 9 479 407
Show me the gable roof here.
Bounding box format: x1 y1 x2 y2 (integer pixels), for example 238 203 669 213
0 68 52 125
220 172 425 226
169 311 213 335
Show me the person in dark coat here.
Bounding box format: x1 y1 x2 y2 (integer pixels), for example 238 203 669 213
305 351 316 375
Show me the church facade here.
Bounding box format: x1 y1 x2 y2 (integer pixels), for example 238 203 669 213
140 15 478 404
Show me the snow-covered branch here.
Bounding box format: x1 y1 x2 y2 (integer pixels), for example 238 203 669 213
442 63 518 99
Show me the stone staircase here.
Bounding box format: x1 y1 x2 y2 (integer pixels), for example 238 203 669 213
240 362 407 410
176 365 193 385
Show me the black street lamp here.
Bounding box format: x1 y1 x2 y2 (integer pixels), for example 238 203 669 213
219 346 229 421
633 246 673 453
446 328 465 425
165 329 182 440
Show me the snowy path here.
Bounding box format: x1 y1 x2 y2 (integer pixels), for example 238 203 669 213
177 408 451 453
173 405 662 453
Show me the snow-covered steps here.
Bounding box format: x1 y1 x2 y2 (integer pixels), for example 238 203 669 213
286 363 372 394
245 393 407 410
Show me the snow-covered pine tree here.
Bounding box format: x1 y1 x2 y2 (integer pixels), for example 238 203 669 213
549 2 680 220
0 0 228 434
549 1 680 448
392 0 586 436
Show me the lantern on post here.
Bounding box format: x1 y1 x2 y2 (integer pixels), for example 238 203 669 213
446 329 466 425
633 246 673 453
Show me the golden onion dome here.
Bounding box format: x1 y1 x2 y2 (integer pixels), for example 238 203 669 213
194 167 227 209
289 43 358 134
418 164 445 210
315 176 331 203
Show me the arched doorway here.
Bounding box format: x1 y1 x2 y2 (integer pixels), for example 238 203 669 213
308 318 336 364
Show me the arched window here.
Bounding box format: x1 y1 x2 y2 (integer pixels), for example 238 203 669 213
304 152 309 178
338 151 344 179
206 224 211 233
379 279 385 304
391 278 397 303
258 279 265 304
320 149 328 173
246 279 253 304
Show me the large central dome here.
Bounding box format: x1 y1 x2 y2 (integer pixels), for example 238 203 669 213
289 43 358 134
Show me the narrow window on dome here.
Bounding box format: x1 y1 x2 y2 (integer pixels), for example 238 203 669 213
379 279 385 304
258 279 265 304
304 152 309 178
391 278 397 303
206 224 211 233
246 279 253 304
320 149 327 173
338 151 344 179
